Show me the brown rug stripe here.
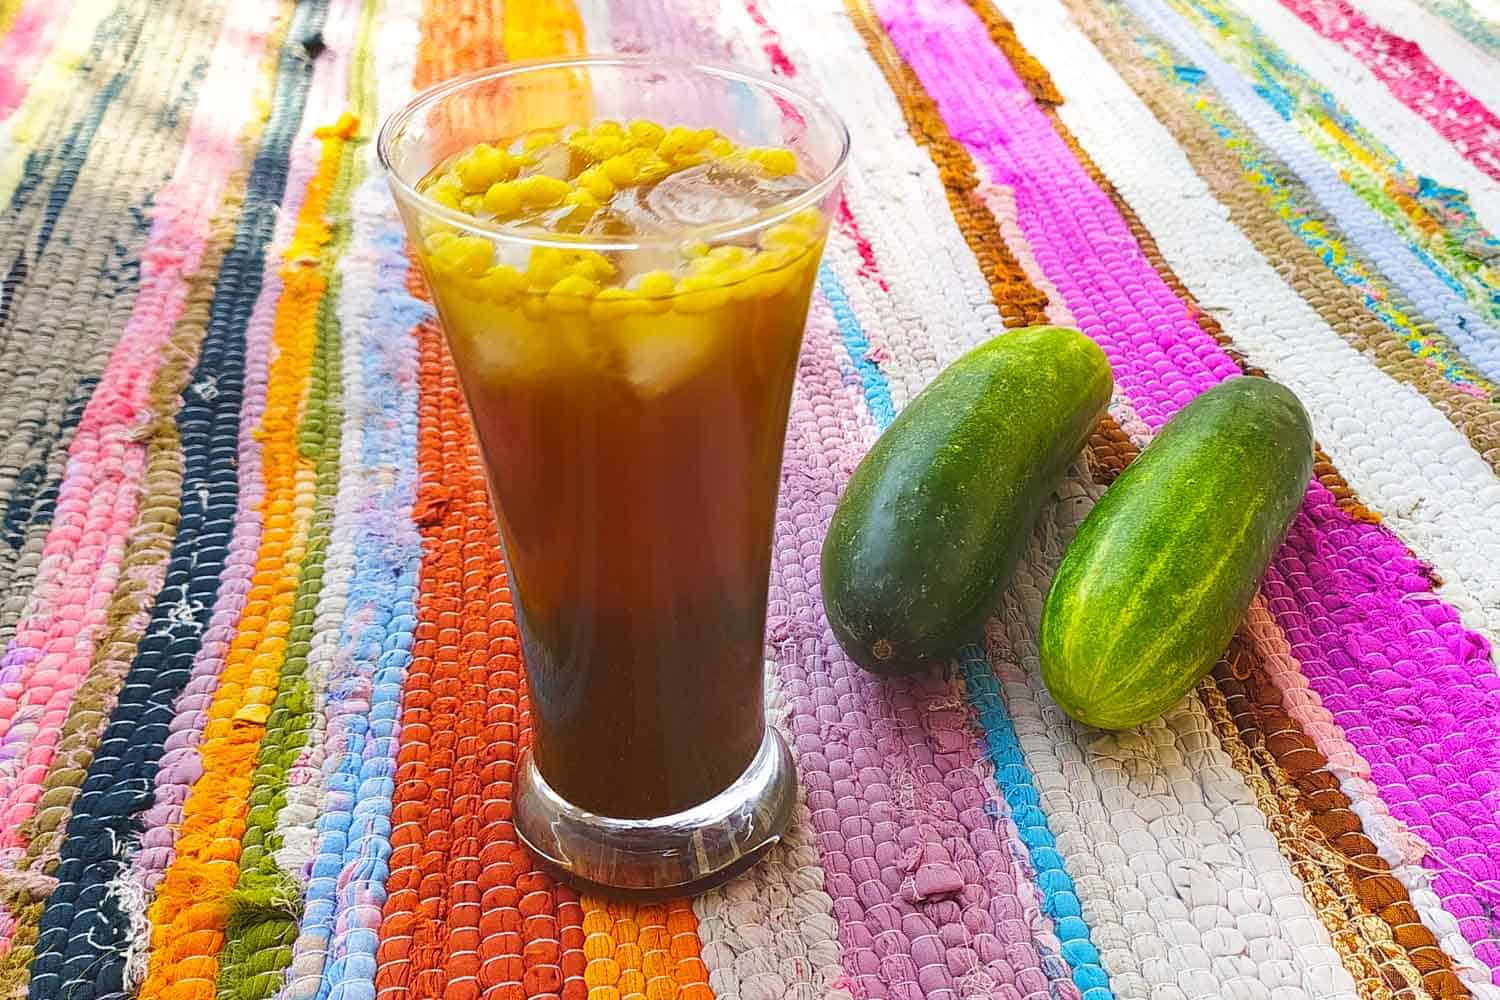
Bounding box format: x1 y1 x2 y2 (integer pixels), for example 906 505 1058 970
1209 641 1467 998
846 0 1142 478
843 0 1052 330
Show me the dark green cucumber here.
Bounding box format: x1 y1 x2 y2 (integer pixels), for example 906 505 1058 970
821 326 1114 675
1040 377 1314 730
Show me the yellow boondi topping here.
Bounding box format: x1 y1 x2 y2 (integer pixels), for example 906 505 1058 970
518 175 571 208
563 188 601 215
634 270 677 300
657 125 716 158
590 290 647 322
576 166 615 201
430 235 493 276
591 134 632 161
476 265 527 302
427 174 464 210
417 119 823 317
521 129 559 151
482 184 521 217
627 119 665 146
454 142 519 191
573 250 618 281
744 147 798 176
548 273 601 312
761 221 810 251
673 273 732 313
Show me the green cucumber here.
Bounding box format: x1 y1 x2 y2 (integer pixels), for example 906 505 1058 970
1040 376 1314 730
821 326 1114 675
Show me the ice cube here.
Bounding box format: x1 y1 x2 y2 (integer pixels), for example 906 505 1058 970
519 141 574 181
595 186 679 238
614 245 683 284
520 203 596 235
642 162 812 228
618 319 718 398
454 323 553 382
580 205 647 238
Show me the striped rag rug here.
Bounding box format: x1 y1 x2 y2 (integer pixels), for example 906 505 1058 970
0 0 1497 998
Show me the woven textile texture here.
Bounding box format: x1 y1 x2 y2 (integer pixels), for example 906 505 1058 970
0 0 1497 997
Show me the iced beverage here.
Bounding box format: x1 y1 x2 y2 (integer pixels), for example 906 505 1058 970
418 124 822 818
380 60 848 891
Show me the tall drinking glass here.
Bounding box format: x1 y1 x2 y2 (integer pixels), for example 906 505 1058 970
379 58 849 892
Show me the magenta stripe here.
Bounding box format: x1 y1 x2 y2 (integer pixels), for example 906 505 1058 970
1263 502 1500 977
874 0 1500 978
876 0 1240 428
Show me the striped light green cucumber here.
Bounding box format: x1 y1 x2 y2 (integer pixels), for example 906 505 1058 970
821 326 1113 675
1040 377 1314 729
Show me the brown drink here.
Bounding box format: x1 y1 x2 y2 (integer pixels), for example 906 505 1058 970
444 235 819 817
382 59 848 890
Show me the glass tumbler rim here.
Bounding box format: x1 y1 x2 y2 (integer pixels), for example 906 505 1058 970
376 54 852 253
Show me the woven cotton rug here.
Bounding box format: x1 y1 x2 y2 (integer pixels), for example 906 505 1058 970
0 0 1497 997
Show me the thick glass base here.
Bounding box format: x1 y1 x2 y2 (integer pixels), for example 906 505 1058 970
515 726 796 895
